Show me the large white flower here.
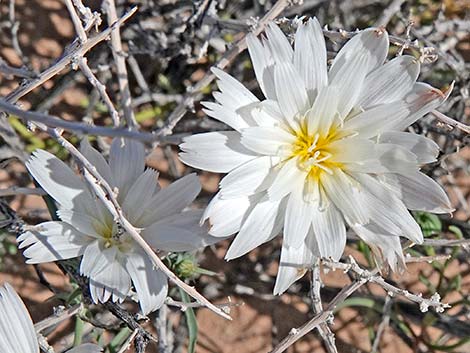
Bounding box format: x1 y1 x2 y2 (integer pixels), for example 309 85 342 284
0 282 101 353
18 138 219 314
179 19 453 294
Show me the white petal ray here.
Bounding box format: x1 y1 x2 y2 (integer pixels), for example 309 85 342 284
179 131 257 173
246 34 276 99
240 126 296 156
311 203 346 260
18 222 91 264
320 169 369 225
329 28 389 118
201 101 251 131
80 139 114 186
225 197 284 260
202 192 258 237
343 100 410 139
125 251 168 315
283 186 316 249
212 67 258 106
0 283 38 353
274 62 310 125
80 242 116 278
267 158 306 201
143 210 221 251
220 156 277 198
26 149 90 211
274 230 318 295
352 224 406 272
109 138 145 202
391 82 452 131
294 17 328 101
265 22 293 64
90 257 131 304
354 173 423 244
357 55 420 109
306 85 339 136
122 169 160 224
57 209 107 238
382 172 453 214
378 131 439 164
328 138 376 164
137 173 201 226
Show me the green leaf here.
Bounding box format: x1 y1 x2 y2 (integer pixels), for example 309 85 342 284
414 212 442 237
179 288 198 353
108 328 131 353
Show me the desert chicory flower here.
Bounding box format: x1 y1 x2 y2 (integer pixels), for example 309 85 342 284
0 282 101 353
19 138 219 314
179 19 452 294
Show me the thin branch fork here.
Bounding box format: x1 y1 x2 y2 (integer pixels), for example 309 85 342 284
153 0 297 138
270 280 366 353
46 128 231 320
3 7 137 105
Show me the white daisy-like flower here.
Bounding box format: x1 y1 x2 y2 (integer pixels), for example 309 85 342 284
179 19 453 294
18 138 219 314
0 282 101 353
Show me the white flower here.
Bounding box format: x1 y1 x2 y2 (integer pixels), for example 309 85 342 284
179 19 452 294
19 138 219 314
0 282 101 353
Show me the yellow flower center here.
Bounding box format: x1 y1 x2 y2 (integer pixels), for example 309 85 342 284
290 123 343 181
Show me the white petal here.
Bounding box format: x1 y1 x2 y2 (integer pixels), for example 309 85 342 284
391 82 452 131
80 241 116 278
357 55 420 109
202 101 250 131
378 131 439 164
203 192 257 237
274 62 310 125
343 101 410 139
274 231 318 295
352 225 406 272
80 139 114 185
90 256 131 304
294 17 328 101
125 251 168 315
66 344 102 353
246 34 276 99
312 204 346 260
137 173 200 226
57 209 108 238
109 138 145 202
240 125 295 156
265 22 293 64
328 138 376 164
306 85 339 136
26 150 90 211
329 28 389 118
382 172 452 213
267 158 306 201
212 67 259 107
18 222 91 264
179 131 256 173
0 283 38 353
143 210 221 251
354 173 423 244
320 169 369 225
225 197 284 260
283 187 315 248
220 156 276 198
122 169 160 224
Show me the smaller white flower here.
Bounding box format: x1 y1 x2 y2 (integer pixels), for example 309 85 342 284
18 138 219 314
0 282 101 353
